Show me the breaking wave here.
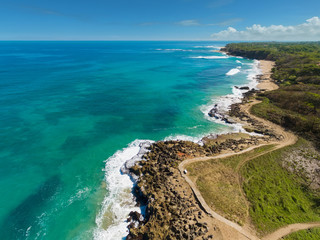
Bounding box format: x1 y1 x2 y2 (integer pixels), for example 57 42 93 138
190 56 229 59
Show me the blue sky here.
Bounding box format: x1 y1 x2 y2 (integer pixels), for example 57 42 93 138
1 0 320 40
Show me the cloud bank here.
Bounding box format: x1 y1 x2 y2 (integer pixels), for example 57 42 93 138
211 17 320 41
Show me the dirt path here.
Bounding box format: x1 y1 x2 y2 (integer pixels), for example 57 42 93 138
178 108 297 240
177 60 320 239
262 223 320 240
179 151 261 240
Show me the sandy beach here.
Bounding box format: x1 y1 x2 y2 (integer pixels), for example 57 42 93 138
257 60 278 91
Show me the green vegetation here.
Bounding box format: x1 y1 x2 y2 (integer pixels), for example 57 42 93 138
224 42 320 146
187 139 320 235
186 144 275 225
194 162 247 225
240 139 320 235
251 95 320 142
282 227 320 240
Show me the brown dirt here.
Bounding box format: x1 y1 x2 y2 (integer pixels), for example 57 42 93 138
262 223 320 240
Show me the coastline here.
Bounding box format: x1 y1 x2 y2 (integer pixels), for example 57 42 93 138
124 54 280 239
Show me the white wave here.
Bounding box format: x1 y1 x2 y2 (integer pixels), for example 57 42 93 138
155 48 192 52
200 88 247 135
200 60 261 134
94 139 154 240
246 60 262 89
201 87 242 118
164 134 204 145
190 56 229 59
193 45 223 49
236 60 242 64
226 67 241 76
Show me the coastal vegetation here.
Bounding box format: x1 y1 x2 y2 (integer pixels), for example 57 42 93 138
188 138 320 236
241 138 320 235
187 144 275 225
224 42 320 146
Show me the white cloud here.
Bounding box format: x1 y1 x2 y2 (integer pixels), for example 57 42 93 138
211 17 320 41
176 20 200 26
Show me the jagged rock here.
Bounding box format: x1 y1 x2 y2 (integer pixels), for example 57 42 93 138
126 95 282 238
239 86 250 90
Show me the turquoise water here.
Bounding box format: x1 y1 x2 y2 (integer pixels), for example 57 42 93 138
0 41 256 239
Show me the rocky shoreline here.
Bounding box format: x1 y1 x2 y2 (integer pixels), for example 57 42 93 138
124 57 279 239
125 100 281 239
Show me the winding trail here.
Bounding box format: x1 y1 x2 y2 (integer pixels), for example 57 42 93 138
178 60 320 239
262 223 320 240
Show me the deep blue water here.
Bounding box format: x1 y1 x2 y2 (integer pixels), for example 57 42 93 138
0 41 256 239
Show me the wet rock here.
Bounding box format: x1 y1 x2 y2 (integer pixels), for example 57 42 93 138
239 86 250 90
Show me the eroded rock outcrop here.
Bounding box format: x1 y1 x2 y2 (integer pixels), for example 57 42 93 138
126 90 283 239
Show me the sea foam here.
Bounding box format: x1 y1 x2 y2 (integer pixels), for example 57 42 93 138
190 56 229 59
193 45 223 49
94 140 153 240
226 67 241 76
201 60 261 132
155 48 192 52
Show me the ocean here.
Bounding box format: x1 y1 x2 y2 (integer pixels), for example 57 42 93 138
0 41 259 239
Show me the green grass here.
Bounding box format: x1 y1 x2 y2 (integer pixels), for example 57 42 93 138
240 139 320 235
220 144 275 170
186 138 320 235
186 144 275 225
195 164 247 225
282 228 320 240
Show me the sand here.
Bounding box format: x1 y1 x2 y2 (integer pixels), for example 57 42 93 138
257 60 278 91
